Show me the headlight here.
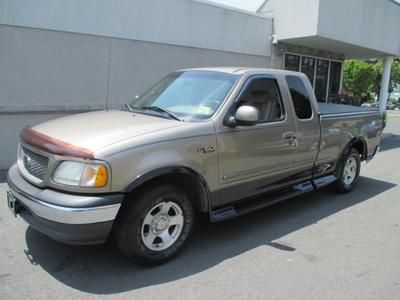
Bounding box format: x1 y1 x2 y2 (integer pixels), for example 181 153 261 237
53 161 108 188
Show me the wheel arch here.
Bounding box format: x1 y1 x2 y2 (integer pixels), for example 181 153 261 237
121 166 211 213
334 137 366 178
345 137 368 161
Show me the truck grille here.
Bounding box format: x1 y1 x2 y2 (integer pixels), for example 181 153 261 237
21 146 49 180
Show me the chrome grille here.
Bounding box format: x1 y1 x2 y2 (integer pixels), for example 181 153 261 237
21 146 49 180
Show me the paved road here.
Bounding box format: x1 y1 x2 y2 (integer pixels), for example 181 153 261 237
1 120 400 300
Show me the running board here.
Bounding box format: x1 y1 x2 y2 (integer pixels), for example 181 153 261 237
211 188 306 222
313 175 337 188
211 175 336 222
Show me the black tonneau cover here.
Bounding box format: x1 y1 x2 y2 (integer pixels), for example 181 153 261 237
318 103 379 115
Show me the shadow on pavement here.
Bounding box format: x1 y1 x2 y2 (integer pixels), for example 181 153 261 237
379 132 400 152
24 176 396 294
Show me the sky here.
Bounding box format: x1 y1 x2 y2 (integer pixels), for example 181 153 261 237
207 0 265 12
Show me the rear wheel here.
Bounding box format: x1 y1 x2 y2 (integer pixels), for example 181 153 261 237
335 148 361 193
114 184 194 265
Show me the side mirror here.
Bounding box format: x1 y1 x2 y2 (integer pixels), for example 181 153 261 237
225 105 259 127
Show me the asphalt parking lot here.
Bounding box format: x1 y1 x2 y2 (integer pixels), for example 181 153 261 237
1 119 399 300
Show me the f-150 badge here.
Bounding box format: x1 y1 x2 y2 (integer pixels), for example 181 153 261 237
197 145 215 154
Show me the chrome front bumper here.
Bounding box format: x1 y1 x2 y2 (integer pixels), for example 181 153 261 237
6 164 124 244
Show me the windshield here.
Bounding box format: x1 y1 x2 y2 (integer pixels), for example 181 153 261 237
130 71 238 120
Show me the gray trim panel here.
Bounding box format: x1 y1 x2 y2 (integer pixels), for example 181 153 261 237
319 111 380 119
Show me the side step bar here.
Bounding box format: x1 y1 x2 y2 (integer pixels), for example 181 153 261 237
211 175 337 222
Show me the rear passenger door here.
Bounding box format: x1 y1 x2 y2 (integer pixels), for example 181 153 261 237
215 75 297 207
285 75 320 183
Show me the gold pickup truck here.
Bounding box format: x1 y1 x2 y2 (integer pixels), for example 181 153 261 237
7 68 383 265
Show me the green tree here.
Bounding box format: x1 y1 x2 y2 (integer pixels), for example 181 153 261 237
371 58 400 100
343 60 377 103
390 58 400 93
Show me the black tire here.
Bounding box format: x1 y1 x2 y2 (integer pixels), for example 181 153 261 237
113 183 194 265
334 148 361 193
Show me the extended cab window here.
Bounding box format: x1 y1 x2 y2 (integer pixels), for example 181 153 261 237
238 78 284 123
286 75 313 119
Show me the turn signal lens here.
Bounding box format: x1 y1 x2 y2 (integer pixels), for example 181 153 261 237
95 165 108 187
81 164 108 188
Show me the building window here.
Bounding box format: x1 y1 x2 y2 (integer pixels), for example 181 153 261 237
314 59 329 103
283 53 342 103
284 54 300 72
328 61 342 102
300 56 315 87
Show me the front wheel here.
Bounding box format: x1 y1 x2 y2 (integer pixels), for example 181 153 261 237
114 184 194 265
334 148 361 193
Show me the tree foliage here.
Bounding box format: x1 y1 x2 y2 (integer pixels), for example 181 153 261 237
371 58 400 96
389 58 400 94
343 60 376 102
343 58 400 104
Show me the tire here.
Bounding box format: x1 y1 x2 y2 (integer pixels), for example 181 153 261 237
334 148 361 193
113 183 194 265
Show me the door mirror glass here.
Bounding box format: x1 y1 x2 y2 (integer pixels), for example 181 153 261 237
234 105 259 126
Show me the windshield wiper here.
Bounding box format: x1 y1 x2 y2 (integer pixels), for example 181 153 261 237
140 106 182 121
125 103 135 112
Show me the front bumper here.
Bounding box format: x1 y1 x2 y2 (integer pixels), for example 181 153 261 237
6 164 124 245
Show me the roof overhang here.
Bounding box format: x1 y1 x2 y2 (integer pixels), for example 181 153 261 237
260 0 400 59
280 36 397 59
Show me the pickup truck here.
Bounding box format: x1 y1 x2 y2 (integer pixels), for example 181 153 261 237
6 68 383 265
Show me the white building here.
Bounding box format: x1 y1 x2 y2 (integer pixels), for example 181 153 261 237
0 0 399 168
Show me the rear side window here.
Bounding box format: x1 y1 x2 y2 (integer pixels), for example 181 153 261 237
286 75 313 119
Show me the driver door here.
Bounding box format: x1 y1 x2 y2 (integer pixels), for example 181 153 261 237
215 75 297 207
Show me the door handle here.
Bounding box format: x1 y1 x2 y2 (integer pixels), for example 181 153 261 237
282 132 297 146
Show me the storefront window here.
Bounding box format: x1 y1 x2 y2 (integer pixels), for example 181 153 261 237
300 56 315 87
284 53 343 103
328 61 342 102
284 54 300 71
314 59 329 103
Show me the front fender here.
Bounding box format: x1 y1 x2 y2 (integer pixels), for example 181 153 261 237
122 166 211 212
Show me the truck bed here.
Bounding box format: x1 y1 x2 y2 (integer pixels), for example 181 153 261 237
316 102 382 165
318 103 379 115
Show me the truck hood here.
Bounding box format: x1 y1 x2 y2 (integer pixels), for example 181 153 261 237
29 110 186 154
